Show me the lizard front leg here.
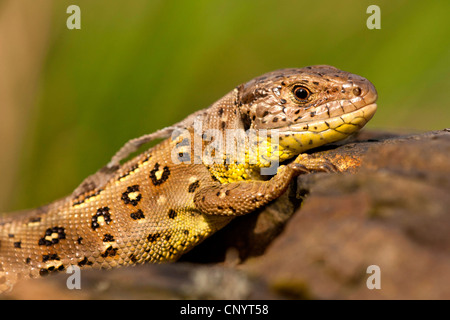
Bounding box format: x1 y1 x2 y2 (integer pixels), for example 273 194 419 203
194 154 338 216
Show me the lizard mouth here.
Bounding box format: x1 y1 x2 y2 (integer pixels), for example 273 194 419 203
275 102 377 154
280 102 377 135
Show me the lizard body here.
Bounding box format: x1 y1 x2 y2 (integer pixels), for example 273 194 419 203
0 65 377 292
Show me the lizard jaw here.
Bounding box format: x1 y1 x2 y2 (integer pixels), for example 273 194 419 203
276 102 377 157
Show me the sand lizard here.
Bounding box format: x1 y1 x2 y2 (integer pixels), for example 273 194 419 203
0 65 377 293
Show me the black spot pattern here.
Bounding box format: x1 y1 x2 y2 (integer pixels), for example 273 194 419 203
38 227 66 246
78 257 93 267
147 233 161 243
130 209 145 220
39 264 64 276
121 185 142 206
103 234 115 242
149 163 171 186
72 189 103 207
28 217 41 223
91 207 112 230
188 180 200 193
39 269 49 276
117 163 139 180
101 246 118 258
168 209 177 219
42 253 60 262
142 154 152 163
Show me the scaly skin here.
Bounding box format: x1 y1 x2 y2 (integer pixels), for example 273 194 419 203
0 65 377 293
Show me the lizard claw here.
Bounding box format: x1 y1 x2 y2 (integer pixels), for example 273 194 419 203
289 163 310 175
313 161 338 173
289 154 339 174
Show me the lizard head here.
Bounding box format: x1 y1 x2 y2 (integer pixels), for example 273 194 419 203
237 65 378 157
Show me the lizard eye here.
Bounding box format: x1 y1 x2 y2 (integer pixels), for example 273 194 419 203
292 86 310 101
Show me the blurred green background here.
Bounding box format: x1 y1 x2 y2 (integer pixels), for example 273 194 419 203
0 0 449 212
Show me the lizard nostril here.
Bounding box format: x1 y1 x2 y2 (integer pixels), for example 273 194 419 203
353 86 362 96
